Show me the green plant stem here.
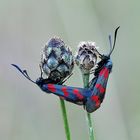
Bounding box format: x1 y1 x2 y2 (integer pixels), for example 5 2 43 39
59 98 71 140
83 73 95 140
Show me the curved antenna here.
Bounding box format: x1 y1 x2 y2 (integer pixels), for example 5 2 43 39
11 64 36 84
108 26 120 56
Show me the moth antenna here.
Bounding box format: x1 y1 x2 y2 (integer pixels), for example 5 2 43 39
11 64 36 84
109 35 112 53
108 26 120 57
59 73 73 85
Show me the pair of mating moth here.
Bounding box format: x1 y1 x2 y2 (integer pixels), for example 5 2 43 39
12 27 119 113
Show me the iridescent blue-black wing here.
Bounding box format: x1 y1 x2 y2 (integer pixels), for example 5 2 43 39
85 59 112 113
37 81 92 105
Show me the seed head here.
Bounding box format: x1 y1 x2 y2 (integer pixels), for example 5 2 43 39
75 41 99 74
41 37 74 82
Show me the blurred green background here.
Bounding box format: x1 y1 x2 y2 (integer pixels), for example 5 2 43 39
0 0 140 140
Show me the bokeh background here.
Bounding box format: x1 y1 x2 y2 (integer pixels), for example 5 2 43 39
0 0 140 140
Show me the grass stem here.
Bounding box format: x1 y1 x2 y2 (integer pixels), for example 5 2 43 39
83 73 95 140
60 98 71 140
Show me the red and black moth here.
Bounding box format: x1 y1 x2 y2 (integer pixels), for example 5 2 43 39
12 27 120 113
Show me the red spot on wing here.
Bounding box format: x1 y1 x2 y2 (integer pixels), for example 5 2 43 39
73 89 84 100
99 68 105 76
104 68 109 79
91 95 100 107
99 67 109 79
91 95 98 102
47 84 56 93
61 87 69 97
95 84 105 94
